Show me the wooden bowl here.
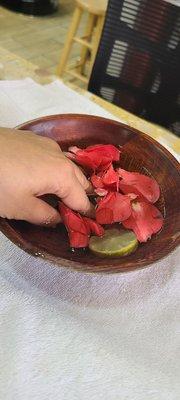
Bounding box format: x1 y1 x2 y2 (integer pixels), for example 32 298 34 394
0 114 179 273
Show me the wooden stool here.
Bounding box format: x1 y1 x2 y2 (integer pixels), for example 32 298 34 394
57 0 107 86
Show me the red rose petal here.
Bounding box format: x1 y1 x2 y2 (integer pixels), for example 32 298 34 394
127 193 138 200
96 192 132 224
68 144 120 172
96 207 114 225
117 168 160 203
91 173 104 189
69 231 89 248
102 164 119 190
60 144 163 250
84 217 104 236
59 203 104 247
91 164 119 192
122 200 163 242
59 202 89 247
94 188 108 196
86 144 120 161
59 203 87 235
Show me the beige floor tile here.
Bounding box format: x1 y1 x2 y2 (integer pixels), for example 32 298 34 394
30 55 55 69
0 38 23 51
0 1 91 86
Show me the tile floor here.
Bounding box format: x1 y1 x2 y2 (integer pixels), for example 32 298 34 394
0 0 86 76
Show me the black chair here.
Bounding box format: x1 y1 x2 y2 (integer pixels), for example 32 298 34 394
88 0 180 136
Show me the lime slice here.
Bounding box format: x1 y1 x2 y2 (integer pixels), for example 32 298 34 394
89 228 138 258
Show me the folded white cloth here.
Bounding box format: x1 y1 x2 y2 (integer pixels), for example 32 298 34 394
0 78 122 127
0 79 179 400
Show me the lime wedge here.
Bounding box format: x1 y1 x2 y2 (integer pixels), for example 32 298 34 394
89 228 138 258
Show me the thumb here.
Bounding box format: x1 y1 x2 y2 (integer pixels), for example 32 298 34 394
22 197 61 226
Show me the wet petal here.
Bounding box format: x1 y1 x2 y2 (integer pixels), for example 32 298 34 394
96 207 114 225
91 173 104 189
86 144 120 161
84 217 104 236
59 202 89 247
127 193 138 200
59 202 104 247
59 203 87 234
96 192 132 224
122 200 163 242
91 164 119 192
68 144 120 171
102 164 119 190
69 231 89 248
94 188 108 196
117 168 160 203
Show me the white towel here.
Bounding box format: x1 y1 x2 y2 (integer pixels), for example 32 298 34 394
0 78 122 127
0 79 179 400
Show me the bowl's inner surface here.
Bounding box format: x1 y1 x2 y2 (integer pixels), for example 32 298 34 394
1 115 180 272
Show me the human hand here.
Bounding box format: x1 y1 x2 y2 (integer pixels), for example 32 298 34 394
0 127 93 225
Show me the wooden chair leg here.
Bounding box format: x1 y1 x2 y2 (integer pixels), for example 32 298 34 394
89 15 105 76
57 6 83 77
78 13 96 75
